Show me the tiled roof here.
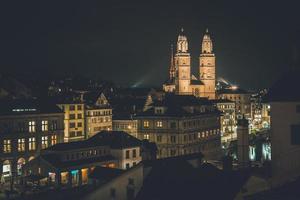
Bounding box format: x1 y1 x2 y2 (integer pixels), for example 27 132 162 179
0 99 63 116
46 131 142 152
42 154 116 169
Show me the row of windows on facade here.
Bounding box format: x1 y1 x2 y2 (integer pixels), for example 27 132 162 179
143 129 220 141
218 104 235 109
157 141 220 156
125 149 138 159
3 135 57 153
113 123 137 130
65 105 83 111
92 126 111 132
143 118 218 129
0 120 59 133
69 122 83 128
87 110 112 116
69 113 83 120
69 131 83 138
89 116 111 123
64 148 108 161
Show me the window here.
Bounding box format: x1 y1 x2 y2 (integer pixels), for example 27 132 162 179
51 135 57 145
70 105 75 111
77 114 82 119
291 125 300 145
3 140 11 153
143 121 149 128
70 131 76 137
156 121 163 128
51 120 58 130
171 136 176 143
143 134 149 140
198 132 201 139
132 149 136 158
29 137 36 151
126 150 130 159
42 136 48 149
69 114 75 119
77 105 82 110
69 122 75 128
29 121 36 133
126 163 130 169
42 120 48 131
18 138 25 152
157 135 162 142
170 122 176 129
77 122 82 128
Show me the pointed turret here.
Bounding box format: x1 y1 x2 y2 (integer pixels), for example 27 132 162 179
169 45 176 80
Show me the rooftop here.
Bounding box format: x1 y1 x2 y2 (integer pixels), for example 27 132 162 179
46 131 142 152
0 98 63 116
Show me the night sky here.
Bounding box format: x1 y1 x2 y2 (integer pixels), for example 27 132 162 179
1 1 300 89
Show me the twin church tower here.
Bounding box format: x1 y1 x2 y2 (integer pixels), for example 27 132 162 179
163 28 216 100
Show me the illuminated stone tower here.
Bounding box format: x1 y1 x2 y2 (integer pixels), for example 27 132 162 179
175 28 191 95
199 29 216 99
169 45 176 80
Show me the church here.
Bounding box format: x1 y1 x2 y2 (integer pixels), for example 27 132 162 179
163 28 216 100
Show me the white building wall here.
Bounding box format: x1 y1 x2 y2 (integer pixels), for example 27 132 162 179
111 147 142 170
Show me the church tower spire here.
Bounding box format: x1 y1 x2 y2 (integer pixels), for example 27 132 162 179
199 28 216 99
169 45 176 80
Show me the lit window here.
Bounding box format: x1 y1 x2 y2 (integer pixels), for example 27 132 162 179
143 121 149 128
144 134 150 140
42 136 48 149
18 138 25 152
29 121 36 133
51 135 57 145
156 121 163 128
198 132 201 139
3 140 11 153
42 120 48 131
29 137 36 151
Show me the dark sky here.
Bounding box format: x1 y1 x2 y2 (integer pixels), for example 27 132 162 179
1 1 300 89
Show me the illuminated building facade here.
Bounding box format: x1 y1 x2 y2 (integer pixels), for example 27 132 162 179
84 92 112 138
218 88 252 119
113 119 138 138
135 95 221 159
57 102 85 142
163 28 216 100
23 131 142 187
212 99 236 143
0 99 64 181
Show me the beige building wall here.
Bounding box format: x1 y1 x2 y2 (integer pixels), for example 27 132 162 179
271 102 300 186
113 119 138 138
57 103 85 142
85 108 112 138
111 147 142 170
